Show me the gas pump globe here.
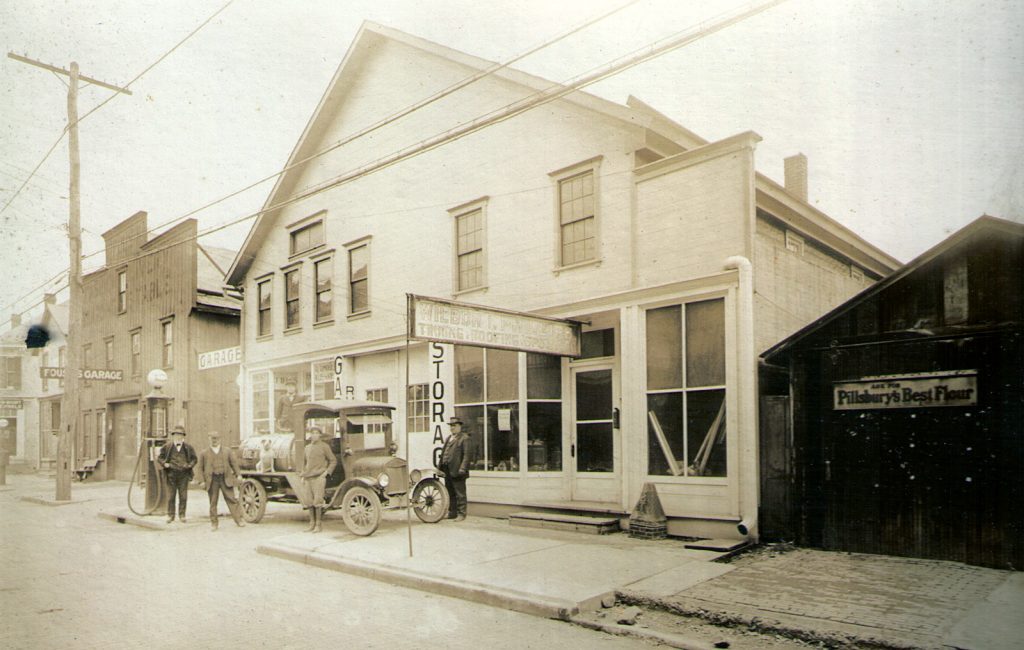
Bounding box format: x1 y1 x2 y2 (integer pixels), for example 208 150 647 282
143 369 171 510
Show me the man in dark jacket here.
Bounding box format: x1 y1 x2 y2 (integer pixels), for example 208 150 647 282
158 425 197 523
439 416 471 521
195 431 245 530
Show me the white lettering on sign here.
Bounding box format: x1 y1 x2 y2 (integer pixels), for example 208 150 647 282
834 370 978 410
409 294 580 357
198 346 241 370
39 367 123 381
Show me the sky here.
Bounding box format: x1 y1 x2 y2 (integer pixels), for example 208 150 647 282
1 0 1021 324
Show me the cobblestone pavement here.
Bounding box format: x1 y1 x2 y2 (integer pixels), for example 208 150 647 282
0 476 655 650
657 546 1010 648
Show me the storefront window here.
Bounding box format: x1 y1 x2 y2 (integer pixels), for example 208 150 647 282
454 346 519 471
407 383 429 433
312 360 334 400
526 353 561 471
252 372 271 435
646 299 727 477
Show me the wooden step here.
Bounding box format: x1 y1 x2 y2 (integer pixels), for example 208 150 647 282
509 511 620 535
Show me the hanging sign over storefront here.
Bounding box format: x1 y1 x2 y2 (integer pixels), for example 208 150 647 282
834 370 978 410
39 367 123 381
408 294 581 357
198 346 241 370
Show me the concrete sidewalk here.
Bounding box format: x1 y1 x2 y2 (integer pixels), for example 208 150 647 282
258 515 731 621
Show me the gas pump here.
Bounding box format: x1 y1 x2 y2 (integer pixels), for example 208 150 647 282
142 369 170 511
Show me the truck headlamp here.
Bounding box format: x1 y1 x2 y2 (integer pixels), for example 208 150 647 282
377 472 390 488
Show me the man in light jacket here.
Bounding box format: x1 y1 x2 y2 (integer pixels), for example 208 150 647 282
300 426 336 533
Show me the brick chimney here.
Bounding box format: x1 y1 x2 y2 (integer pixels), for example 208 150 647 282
784 153 808 202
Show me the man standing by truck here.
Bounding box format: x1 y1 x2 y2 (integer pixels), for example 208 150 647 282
300 426 336 533
439 416 471 521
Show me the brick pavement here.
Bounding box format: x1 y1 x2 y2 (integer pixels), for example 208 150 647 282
0 475 657 649
639 547 1011 649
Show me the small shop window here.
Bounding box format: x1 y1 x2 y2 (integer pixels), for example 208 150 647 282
407 383 429 433
645 298 727 477
251 372 271 436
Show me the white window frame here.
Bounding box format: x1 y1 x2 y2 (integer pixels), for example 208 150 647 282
160 318 174 369
288 214 325 257
345 236 371 317
549 156 602 272
449 197 488 295
312 253 334 325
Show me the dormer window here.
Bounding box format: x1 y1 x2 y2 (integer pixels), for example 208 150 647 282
290 220 324 256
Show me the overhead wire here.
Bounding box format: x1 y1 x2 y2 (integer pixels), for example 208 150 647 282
75 0 645 264
0 0 235 218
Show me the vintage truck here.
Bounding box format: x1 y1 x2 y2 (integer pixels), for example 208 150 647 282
236 398 448 536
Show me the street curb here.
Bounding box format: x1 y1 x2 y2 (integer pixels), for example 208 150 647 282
97 510 210 531
258 541 580 620
569 616 718 650
20 495 83 507
617 589 928 650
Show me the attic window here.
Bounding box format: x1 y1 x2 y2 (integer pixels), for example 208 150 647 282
785 230 805 255
290 220 324 256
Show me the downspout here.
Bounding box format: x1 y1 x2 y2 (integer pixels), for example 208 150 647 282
725 255 758 541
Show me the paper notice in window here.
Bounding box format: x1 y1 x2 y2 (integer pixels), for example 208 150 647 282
498 408 511 431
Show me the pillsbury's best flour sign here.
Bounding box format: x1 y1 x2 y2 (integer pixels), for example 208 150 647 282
834 370 978 410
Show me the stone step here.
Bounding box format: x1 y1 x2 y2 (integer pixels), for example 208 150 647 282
508 511 620 535
683 538 749 552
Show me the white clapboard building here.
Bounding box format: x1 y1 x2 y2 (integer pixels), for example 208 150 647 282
225 22 898 540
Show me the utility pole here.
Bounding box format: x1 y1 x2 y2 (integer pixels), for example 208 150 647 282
8 53 130 500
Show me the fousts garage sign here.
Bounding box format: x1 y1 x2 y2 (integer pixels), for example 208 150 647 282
834 370 977 410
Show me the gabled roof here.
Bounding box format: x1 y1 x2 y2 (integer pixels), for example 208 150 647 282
197 244 236 294
762 215 1024 363
225 21 899 285
42 301 69 339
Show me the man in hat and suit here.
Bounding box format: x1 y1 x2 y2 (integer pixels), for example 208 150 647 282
438 416 472 521
158 425 197 523
196 431 245 530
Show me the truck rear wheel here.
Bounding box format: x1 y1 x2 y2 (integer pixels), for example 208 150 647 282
239 479 267 523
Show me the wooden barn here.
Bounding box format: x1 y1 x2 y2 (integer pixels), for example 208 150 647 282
761 216 1024 569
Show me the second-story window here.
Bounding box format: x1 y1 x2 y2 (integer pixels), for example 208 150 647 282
257 278 272 337
117 269 127 313
314 257 333 323
0 356 21 390
285 268 301 330
348 242 369 314
161 320 173 368
455 207 485 292
290 220 324 256
558 170 597 266
130 330 141 378
82 344 92 386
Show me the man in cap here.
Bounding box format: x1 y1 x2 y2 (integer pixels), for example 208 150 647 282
196 431 245 531
299 426 336 533
438 416 472 521
158 425 197 523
